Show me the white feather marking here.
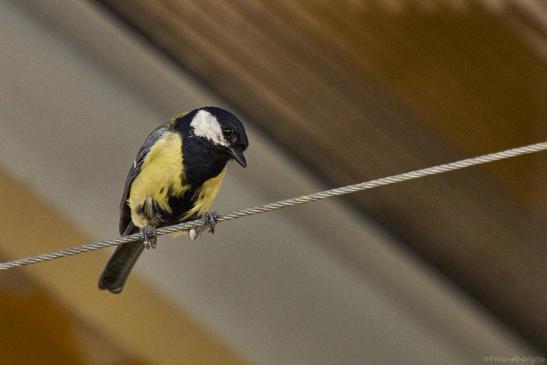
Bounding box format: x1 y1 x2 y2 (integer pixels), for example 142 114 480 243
190 110 228 146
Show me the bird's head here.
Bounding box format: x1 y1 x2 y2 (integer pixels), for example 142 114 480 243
184 107 249 167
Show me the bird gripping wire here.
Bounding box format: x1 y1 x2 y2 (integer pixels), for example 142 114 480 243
1 141 546 270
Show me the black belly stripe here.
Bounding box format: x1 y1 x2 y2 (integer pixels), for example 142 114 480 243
168 187 200 223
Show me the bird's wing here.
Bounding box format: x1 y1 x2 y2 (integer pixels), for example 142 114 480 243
119 125 170 235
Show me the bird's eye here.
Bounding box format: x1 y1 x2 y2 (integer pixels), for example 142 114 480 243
222 128 234 137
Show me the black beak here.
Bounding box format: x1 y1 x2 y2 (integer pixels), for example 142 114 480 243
229 147 247 168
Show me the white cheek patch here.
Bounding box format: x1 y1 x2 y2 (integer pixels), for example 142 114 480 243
190 110 229 146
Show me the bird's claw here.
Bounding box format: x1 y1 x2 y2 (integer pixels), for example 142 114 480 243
203 212 218 234
188 212 218 240
141 224 157 249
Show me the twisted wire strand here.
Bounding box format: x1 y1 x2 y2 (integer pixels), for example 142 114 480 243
1 141 546 270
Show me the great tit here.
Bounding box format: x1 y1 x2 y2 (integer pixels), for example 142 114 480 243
98 107 249 294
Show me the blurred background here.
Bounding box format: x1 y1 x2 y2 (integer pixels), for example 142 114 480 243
0 0 545 364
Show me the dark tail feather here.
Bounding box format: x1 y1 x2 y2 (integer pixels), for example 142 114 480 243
98 241 144 294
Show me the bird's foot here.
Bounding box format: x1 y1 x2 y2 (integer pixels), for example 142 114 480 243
203 212 218 234
189 212 218 240
141 224 157 249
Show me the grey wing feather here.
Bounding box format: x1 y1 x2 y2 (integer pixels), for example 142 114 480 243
118 125 169 235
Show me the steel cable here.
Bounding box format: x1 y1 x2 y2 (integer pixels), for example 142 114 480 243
1 141 546 270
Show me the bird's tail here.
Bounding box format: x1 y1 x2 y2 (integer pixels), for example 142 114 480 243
98 240 144 294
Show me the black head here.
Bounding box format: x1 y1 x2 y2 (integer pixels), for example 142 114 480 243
175 107 249 167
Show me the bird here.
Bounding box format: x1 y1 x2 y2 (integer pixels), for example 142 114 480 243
98 106 249 294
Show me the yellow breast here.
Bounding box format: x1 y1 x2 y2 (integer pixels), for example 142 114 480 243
183 167 226 220
128 132 188 227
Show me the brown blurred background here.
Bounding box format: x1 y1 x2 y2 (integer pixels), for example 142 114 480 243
0 0 545 364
